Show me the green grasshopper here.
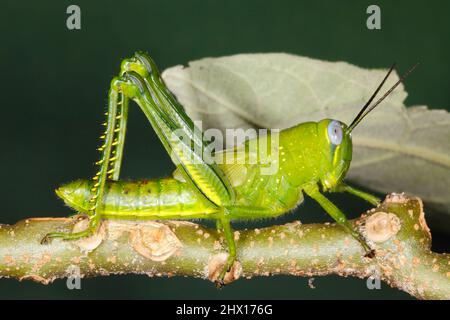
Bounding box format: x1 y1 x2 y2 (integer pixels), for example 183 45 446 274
42 52 416 284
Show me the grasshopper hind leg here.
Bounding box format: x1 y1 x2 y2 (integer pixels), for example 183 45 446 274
42 63 128 244
40 214 101 244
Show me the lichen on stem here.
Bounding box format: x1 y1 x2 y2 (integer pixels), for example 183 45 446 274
0 193 448 299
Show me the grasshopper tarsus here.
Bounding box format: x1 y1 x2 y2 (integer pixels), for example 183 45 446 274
365 249 376 259
215 280 225 289
40 235 52 245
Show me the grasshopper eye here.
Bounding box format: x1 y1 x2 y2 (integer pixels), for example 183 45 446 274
328 121 343 145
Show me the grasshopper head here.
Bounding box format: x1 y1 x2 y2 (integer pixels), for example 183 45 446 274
317 119 352 191
316 63 419 191
55 180 91 213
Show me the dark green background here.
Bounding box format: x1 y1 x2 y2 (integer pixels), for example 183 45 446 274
0 0 448 299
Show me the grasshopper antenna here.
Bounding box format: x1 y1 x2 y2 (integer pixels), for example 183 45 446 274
348 62 419 132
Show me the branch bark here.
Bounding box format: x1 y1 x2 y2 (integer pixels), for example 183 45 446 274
0 193 448 299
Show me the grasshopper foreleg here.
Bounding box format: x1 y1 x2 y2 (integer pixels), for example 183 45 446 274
332 183 381 206
304 184 375 258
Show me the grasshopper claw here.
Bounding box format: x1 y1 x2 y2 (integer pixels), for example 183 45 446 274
365 249 376 259
40 234 52 245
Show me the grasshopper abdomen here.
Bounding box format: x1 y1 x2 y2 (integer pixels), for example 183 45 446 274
56 178 218 219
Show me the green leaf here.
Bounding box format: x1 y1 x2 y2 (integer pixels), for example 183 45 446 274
162 53 450 229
